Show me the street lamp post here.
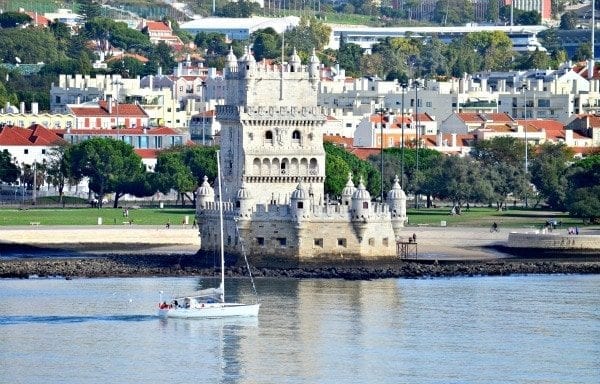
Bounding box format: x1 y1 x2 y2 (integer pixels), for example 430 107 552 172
400 82 408 189
521 84 528 173
112 80 123 139
375 106 388 203
413 80 420 209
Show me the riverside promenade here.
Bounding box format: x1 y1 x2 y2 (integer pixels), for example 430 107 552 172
1 225 599 279
1 224 599 260
0 225 200 255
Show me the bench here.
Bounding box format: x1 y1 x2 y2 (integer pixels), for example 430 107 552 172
29 222 41 226
416 223 430 227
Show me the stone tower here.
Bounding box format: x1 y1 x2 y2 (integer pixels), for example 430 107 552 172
217 47 326 205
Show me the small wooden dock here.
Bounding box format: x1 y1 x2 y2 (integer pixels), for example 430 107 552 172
397 240 418 260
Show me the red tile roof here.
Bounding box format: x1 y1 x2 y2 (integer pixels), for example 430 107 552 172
350 148 380 160
458 112 514 123
135 149 161 158
145 21 172 32
24 11 50 27
106 53 149 63
68 101 148 118
324 135 353 147
0 125 65 146
57 126 179 136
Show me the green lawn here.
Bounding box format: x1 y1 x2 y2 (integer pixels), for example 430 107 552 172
0 205 586 229
405 206 584 229
0 207 196 226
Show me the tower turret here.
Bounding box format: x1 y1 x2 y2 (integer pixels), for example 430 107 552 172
387 175 407 238
290 180 310 222
341 172 356 206
238 46 256 79
236 180 253 217
351 177 371 221
196 176 215 210
225 46 238 75
308 48 320 81
289 47 301 72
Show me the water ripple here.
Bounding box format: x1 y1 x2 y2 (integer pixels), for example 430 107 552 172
0 314 156 325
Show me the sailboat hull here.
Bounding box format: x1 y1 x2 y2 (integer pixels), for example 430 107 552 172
158 303 260 319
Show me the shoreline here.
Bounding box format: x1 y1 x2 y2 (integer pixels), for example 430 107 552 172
1 225 599 279
1 253 599 280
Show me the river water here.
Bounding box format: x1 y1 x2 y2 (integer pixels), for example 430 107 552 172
0 275 598 384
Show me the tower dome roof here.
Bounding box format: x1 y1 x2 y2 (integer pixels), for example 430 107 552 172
387 175 406 200
289 47 301 65
341 173 357 197
226 46 237 67
197 176 214 197
291 181 309 200
236 180 251 200
309 48 320 65
352 177 371 200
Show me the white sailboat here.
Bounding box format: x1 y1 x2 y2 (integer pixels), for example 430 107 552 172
158 150 260 319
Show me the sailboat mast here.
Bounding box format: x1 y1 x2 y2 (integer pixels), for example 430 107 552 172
216 150 225 300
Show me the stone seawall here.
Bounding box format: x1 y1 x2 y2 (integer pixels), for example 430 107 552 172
507 232 600 251
0 226 200 254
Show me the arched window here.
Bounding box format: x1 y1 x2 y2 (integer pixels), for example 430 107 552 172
265 130 273 144
292 130 301 143
309 158 318 175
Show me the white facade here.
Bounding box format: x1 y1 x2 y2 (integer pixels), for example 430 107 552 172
196 49 407 265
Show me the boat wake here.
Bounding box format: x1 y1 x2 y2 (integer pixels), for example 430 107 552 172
0 314 156 325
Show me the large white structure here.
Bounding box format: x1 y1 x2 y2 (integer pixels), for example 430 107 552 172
196 48 407 267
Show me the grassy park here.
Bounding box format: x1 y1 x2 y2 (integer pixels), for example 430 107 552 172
0 205 586 229
0 207 195 226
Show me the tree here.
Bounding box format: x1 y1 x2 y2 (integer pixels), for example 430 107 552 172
465 31 513 71
251 28 281 61
529 142 573 210
470 136 525 169
0 12 32 28
154 149 196 206
68 138 148 208
573 43 592 62
153 41 176 73
285 17 332 57
324 142 379 197
217 0 261 17
325 154 352 196
336 37 363 77
559 11 578 30
0 28 66 64
521 48 550 70
565 155 600 223
45 144 75 204
485 0 499 24
0 149 19 184
516 10 541 25
470 137 529 208
433 0 475 25
194 32 230 56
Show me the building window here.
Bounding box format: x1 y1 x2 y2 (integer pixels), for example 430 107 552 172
368 238 375 246
337 238 347 247
363 202 369 209
265 130 273 144
314 238 323 247
276 237 287 247
292 130 301 142
297 201 303 209
256 237 265 246
24 149 29 154
41 149 46 154
383 238 389 247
